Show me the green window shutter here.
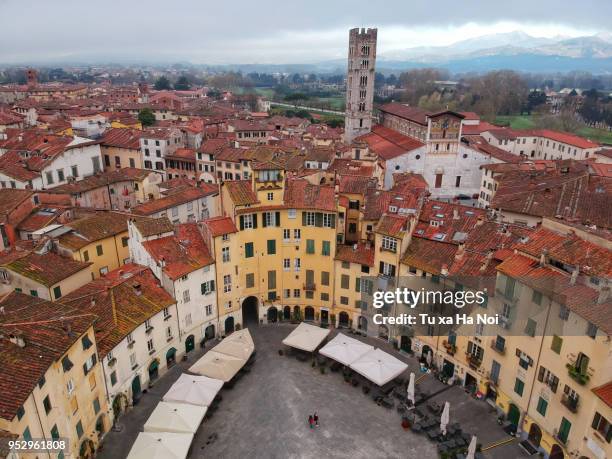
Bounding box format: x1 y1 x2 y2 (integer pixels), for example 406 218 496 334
330 214 336 228
239 215 244 230
267 240 276 255
302 212 307 226
322 241 330 256
275 211 281 227
315 212 323 227
306 239 315 254
245 242 254 258
355 277 361 293
341 274 349 289
514 378 524 396
268 270 276 289
536 397 547 416
558 418 571 443
262 214 267 227
551 335 562 354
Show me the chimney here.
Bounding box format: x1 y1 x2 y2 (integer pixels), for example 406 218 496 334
597 285 610 305
453 208 460 220
352 244 357 251
476 216 484 226
539 249 548 267
133 283 142 296
455 243 465 260
569 268 579 285
90 297 96 307
9 334 26 348
441 264 449 277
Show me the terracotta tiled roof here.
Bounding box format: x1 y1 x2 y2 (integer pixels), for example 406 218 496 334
198 138 229 155
378 103 430 125
203 216 237 237
16 208 62 233
49 168 151 194
0 292 96 420
225 180 259 206
283 179 336 212
356 125 424 160
327 159 374 177
375 214 408 237
141 223 213 279
0 189 33 218
58 212 129 250
363 189 420 221
60 264 175 357
131 216 174 238
166 148 196 161
592 381 612 408
335 242 375 267
132 185 217 216
402 238 458 275
100 127 142 149
414 201 486 242
2 250 90 286
338 175 377 195
391 172 429 194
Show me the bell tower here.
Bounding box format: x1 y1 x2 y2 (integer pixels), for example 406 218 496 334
344 28 377 144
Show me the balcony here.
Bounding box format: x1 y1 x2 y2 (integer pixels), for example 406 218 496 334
303 283 316 291
442 340 456 356
561 394 579 413
566 364 590 385
490 339 506 355
465 352 482 369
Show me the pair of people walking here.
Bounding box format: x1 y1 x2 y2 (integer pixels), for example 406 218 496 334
308 412 319 429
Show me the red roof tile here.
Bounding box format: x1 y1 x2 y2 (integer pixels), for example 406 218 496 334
203 216 238 237
335 242 375 267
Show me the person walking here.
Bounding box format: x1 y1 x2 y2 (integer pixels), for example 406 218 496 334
313 412 319 427
308 415 314 429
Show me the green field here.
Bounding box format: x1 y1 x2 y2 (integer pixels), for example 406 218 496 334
495 115 612 144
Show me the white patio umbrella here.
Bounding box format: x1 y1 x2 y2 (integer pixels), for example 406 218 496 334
188 350 245 382
282 322 331 352
126 431 193 459
163 373 223 407
213 328 255 360
143 401 207 434
426 350 432 367
440 401 450 436
406 372 416 406
319 333 373 365
466 435 477 459
349 348 408 386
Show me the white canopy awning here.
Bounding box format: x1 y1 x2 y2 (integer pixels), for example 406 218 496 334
188 350 245 382
127 431 194 459
349 348 408 386
319 333 374 366
143 401 207 434
213 328 255 360
282 322 331 352
163 373 224 407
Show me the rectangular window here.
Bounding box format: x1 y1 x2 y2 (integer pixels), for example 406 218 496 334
53 285 62 299
223 275 232 293
524 318 537 337
283 229 290 241
182 289 190 303
288 209 297 219
514 378 525 396
283 258 290 271
536 397 548 416
268 270 276 290
294 258 301 271
341 274 350 289
592 412 612 443
558 418 571 444
305 212 316 226
245 242 254 258
201 280 215 294
321 271 330 286
293 289 300 298
381 236 397 252
222 246 230 262
76 421 84 439
532 290 542 305
267 239 276 255
96 244 103 256
43 395 52 414
205 305 213 316
306 239 315 254
322 241 330 256
551 335 562 354
147 339 154 352
246 273 255 288
294 229 301 240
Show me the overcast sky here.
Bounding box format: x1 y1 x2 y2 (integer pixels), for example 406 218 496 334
0 0 610 64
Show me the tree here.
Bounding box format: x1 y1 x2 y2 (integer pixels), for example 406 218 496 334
174 75 191 91
138 108 155 127
154 76 171 90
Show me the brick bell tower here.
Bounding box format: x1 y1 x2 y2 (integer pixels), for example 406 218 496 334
344 28 377 144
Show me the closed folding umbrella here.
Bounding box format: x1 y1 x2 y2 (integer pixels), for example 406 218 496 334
406 372 415 406
440 401 450 436
163 373 223 407
214 328 255 360
466 435 477 459
426 350 432 367
189 350 245 382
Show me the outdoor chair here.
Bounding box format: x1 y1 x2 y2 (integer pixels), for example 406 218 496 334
351 377 359 387
379 397 394 409
330 362 342 372
362 384 371 395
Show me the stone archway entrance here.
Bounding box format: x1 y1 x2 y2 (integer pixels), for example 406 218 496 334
305 306 315 321
338 311 349 327
550 444 564 459
131 375 142 404
112 393 128 418
400 336 412 352
166 348 177 368
267 306 278 323
96 414 106 435
378 325 389 340
224 316 235 335
80 439 95 459
185 335 195 353
528 422 542 448
242 296 259 325
283 306 291 320
148 359 159 382
358 316 368 332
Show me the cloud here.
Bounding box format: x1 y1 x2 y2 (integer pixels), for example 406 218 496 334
0 0 609 64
